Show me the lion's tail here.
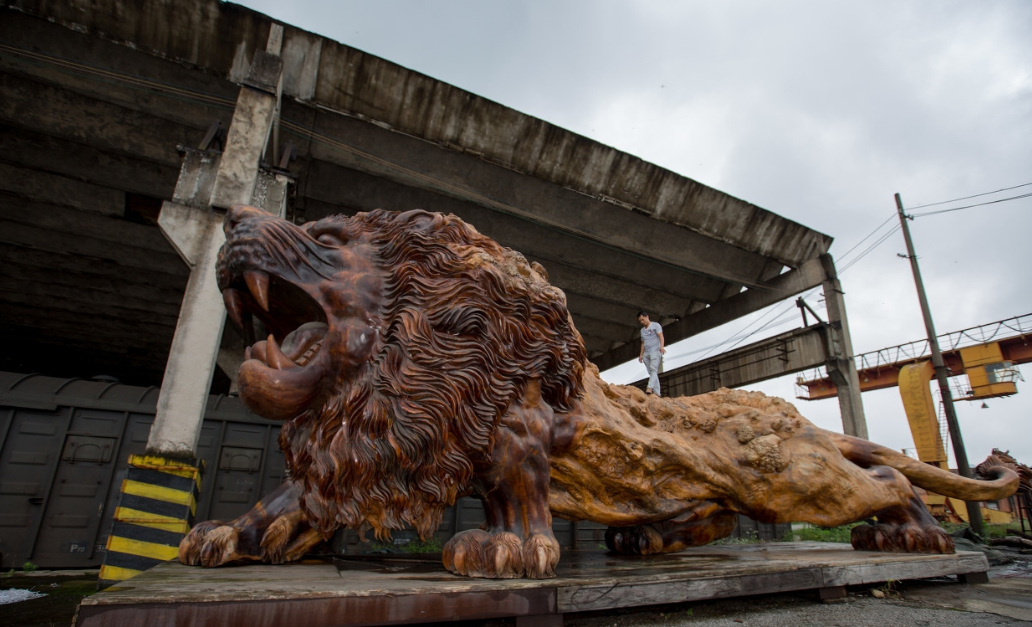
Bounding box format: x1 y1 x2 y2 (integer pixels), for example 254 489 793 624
828 432 1019 501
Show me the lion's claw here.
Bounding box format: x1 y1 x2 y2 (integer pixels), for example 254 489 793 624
851 523 955 554
443 530 559 579
178 520 225 565
198 525 241 566
605 525 663 555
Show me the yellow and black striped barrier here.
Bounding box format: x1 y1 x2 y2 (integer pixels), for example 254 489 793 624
98 455 202 587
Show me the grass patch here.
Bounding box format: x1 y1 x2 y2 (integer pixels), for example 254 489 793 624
942 521 1028 540
792 523 861 543
712 530 762 545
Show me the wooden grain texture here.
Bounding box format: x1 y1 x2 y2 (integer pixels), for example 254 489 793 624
180 207 1018 580
77 544 989 627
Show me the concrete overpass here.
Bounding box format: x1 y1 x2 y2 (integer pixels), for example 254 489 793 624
0 0 861 431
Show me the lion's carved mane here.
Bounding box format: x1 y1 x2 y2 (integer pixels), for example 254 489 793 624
280 210 585 539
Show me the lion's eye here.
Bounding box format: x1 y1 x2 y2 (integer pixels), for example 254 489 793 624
317 233 345 246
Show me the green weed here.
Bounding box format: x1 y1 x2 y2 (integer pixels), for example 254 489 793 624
793 523 861 543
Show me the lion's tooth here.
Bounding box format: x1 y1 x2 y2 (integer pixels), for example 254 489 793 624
222 289 245 328
244 270 270 312
265 334 296 370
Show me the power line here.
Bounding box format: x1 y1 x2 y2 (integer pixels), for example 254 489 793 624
839 224 901 273
910 192 1032 217
905 181 1032 210
836 212 897 260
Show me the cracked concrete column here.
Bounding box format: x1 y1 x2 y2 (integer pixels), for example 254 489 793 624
146 25 285 458
820 254 869 440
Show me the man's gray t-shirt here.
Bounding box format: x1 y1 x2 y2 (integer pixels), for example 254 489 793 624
640 321 663 354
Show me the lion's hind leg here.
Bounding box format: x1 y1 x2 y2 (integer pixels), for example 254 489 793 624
606 510 738 556
850 484 954 554
796 463 954 555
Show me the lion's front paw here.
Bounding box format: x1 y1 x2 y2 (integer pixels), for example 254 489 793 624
260 513 304 564
851 523 955 554
605 525 663 555
198 525 243 566
179 520 225 565
443 530 559 579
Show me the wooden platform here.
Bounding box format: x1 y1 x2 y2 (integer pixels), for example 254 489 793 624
75 543 990 627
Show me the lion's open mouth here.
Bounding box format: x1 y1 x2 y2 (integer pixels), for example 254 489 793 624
221 269 330 372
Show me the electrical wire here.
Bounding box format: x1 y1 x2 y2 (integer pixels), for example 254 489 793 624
905 181 1032 210
669 208 899 364
838 224 901 273
835 212 897 260
910 192 1032 217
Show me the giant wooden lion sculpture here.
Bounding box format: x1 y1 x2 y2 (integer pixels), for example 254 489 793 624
179 205 1018 579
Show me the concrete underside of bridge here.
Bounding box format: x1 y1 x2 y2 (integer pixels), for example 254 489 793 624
1 0 844 401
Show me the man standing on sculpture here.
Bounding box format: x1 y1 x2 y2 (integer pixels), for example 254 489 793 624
637 311 665 396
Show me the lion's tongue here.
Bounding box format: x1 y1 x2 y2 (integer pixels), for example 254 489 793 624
280 322 328 360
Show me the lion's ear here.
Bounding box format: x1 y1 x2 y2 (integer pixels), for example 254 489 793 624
530 261 549 282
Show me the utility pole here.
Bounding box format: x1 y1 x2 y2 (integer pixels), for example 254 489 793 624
895 193 985 539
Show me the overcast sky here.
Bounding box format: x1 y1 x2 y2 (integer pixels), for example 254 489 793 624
234 1 1032 465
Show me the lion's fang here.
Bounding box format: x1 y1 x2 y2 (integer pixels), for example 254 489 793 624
244 270 270 312
265 334 296 370
222 288 245 328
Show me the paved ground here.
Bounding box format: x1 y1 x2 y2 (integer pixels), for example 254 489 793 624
3 548 1031 626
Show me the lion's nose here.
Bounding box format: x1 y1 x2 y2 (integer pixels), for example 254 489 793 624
224 205 267 235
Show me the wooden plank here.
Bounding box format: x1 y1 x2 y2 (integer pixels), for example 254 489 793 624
74 545 994 627
820 551 989 587
557 567 823 612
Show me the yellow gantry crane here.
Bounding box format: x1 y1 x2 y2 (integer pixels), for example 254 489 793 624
796 314 1030 523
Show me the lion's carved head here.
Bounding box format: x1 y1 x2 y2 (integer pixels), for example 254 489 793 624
217 206 586 538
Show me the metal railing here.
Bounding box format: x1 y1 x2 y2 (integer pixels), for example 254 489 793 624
795 313 1032 398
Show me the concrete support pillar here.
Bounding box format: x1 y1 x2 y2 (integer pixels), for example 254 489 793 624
145 24 285 458
820 254 869 439
148 203 227 457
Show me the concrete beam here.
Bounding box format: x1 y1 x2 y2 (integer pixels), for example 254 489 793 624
0 73 201 169
0 163 125 217
0 244 188 290
594 257 829 371
540 260 691 323
301 159 729 303
650 326 830 397
563 293 642 328
0 127 179 199
0 216 184 275
301 109 777 289
0 275 182 319
3 259 186 306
